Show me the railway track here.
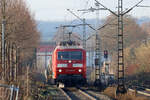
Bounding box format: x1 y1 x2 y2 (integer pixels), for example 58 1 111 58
129 87 150 97
37 85 68 100
61 87 97 100
79 87 113 100
85 90 112 100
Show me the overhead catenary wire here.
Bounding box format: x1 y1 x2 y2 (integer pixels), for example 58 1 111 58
67 9 96 31
67 9 119 40
95 0 144 16
122 0 144 15
95 0 118 16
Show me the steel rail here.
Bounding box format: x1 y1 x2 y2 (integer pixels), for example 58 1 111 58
59 88 72 100
78 89 97 100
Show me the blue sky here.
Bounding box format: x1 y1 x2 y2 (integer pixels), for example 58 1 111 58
26 0 150 21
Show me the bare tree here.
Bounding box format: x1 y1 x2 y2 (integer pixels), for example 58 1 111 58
0 0 40 99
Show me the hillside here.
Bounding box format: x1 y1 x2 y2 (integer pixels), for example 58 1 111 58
37 17 150 42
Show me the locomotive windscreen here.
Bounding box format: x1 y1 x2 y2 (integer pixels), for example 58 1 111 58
58 51 82 60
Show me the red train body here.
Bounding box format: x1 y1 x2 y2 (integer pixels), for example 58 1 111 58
49 42 86 84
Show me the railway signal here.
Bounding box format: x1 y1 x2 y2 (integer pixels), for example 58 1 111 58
104 50 108 59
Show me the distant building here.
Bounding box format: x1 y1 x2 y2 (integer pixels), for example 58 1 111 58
36 42 56 70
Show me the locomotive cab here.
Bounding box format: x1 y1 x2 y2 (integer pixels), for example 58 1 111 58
50 41 86 85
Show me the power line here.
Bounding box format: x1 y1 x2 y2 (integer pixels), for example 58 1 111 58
95 0 118 16
67 9 96 31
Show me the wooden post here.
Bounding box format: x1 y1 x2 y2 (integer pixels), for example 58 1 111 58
26 65 29 97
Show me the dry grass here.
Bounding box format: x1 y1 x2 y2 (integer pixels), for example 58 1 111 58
102 87 149 100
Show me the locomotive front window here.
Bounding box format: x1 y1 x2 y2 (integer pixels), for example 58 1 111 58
58 51 82 60
70 51 82 60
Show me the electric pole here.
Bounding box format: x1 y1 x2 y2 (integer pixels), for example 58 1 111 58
62 26 65 41
95 2 102 86
95 0 144 94
45 48 47 70
116 0 127 94
78 2 107 86
34 48 37 69
83 19 86 49
1 0 6 80
26 65 29 97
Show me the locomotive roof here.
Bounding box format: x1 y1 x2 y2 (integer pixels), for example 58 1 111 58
55 45 83 50
55 40 83 50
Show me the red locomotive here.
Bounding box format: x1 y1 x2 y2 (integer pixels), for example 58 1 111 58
47 41 86 85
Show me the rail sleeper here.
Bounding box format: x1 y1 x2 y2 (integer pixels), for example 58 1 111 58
145 88 150 92
137 91 150 97
78 89 97 100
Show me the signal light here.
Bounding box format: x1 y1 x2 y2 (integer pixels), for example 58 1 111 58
104 50 108 59
95 58 99 65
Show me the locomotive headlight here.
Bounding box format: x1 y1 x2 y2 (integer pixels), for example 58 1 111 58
73 64 83 67
59 69 62 72
57 64 67 67
78 69 82 72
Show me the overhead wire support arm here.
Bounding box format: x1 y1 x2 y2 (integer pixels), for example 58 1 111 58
97 18 117 30
67 9 96 31
77 5 109 31
95 0 118 16
78 7 107 12
67 8 117 39
122 0 144 15
136 5 150 7
75 6 119 43
56 24 90 28
56 25 76 28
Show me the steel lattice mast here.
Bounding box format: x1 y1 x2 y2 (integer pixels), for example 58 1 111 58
78 3 107 86
83 18 86 49
95 0 143 94
94 2 101 85
116 0 127 94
